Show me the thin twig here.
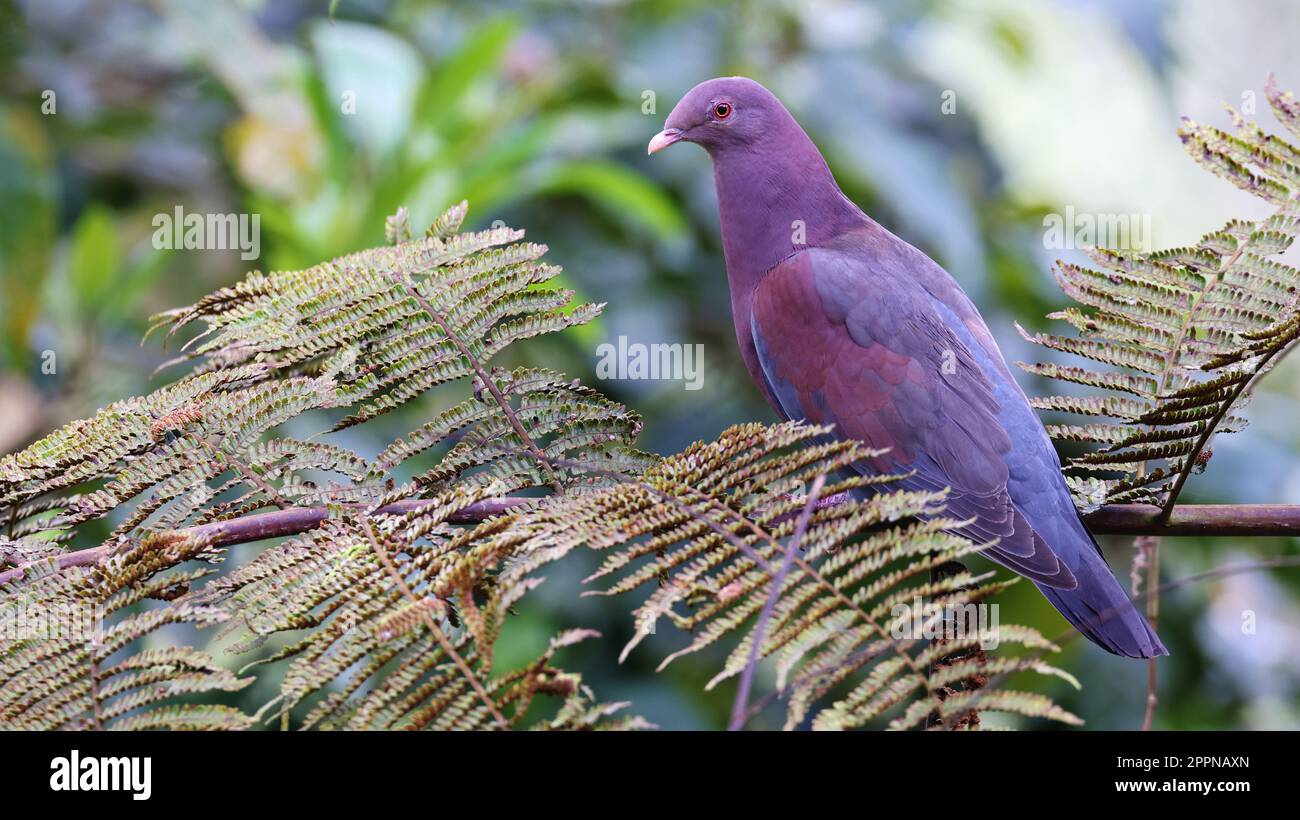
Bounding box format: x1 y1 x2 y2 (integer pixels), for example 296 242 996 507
728 474 825 731
1142 657 1158 731
1133 535 1161 731
968 554 1300 718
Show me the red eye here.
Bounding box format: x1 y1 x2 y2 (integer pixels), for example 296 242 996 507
713 102 732 119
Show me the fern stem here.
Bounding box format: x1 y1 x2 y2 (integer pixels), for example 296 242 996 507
390 271 564 493
728 473 825 731
201 435 291 511
1122 233 1240 724
666 478 941 722
925 559 988 730
88 657 104 731
1152 230 1255 520
0 497 530 585
473 444 948 719
1156 352 1280 520
1120 226 1247 720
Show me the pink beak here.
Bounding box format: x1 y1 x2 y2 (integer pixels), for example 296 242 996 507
647 128 684 155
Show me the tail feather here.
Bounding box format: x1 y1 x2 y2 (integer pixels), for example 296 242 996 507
844 471 1167 657
1036 566 1167 658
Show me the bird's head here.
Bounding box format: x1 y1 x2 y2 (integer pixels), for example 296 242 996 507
647 77 794 157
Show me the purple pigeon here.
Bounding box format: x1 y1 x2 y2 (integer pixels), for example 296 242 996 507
649 77 1166 658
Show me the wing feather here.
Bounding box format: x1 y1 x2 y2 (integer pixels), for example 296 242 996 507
750 245 1077 589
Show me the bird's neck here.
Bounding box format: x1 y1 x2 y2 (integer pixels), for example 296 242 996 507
710 135 861 297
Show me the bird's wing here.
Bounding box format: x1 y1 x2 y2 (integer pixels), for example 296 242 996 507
749 242 1084 589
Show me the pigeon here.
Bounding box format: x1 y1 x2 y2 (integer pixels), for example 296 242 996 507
648 77 1166 658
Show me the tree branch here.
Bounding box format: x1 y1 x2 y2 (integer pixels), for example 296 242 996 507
1083 504 1300 536
6 500 1300 588
0 497 533 586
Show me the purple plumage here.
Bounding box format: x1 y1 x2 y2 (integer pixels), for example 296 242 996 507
649 77 1166 658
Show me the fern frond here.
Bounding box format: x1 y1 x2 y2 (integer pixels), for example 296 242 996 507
0 204 642 556
375 366 648 494
0 531 252 730
503 422 1079 730
0 204 649 731
191 486 643 730
1021 80 1300 512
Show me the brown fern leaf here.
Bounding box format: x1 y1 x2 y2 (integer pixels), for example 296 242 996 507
0 204 650 731
503 422 1081 730
0 530 252 730
189 486 646 730
0 204 644 576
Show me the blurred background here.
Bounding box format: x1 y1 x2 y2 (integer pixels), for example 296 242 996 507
2 0 1299 729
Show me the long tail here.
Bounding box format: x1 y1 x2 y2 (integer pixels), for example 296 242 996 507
845 473 1167 657
1035 550 1167 658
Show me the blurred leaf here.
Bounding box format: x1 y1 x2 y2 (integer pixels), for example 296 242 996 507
301 56 352 188
533 159 688 244
68 204 120 312
310 20 423 163
989 15 1032 65
0 106 55 371
0 374 42 454
365 19 521 240
100 243 173 326
245 193 322 270
411 17 518 135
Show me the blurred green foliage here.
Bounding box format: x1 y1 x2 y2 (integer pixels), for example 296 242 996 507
2 0 1298 729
